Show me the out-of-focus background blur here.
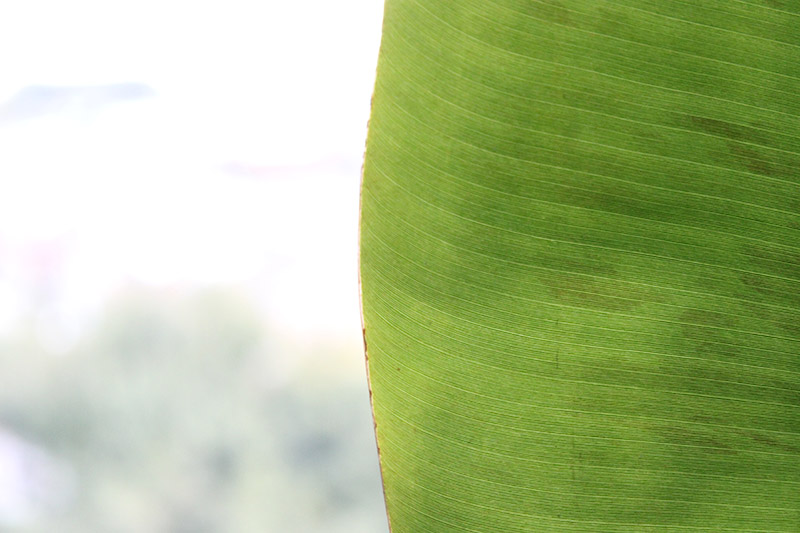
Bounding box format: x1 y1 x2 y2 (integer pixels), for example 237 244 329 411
0 1 388 531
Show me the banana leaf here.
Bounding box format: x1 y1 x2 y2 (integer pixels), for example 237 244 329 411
360 1 800 530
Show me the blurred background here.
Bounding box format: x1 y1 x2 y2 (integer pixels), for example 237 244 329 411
0 1 388 531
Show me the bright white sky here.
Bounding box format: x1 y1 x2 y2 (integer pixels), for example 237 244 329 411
0 0 385 349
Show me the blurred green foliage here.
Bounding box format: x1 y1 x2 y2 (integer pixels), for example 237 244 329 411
0 287 386 533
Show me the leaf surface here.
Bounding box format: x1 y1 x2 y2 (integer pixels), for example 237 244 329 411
360 1 800 530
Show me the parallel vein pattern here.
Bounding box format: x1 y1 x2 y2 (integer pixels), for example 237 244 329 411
360 0 800 530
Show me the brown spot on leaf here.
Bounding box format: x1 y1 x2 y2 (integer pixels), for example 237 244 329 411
740 272 776 296
685 115 767 146
738 430 800 454
680 308 737 329
525 0 572 26
660 426 737 455
728 143 776 176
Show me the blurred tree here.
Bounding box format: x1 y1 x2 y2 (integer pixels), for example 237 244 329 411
0 287 386 533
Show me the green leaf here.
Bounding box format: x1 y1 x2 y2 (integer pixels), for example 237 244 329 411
359 1 800 530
